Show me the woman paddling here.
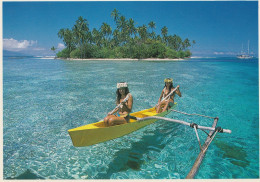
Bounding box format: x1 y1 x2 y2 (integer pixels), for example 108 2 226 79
104 82 133 126
156 78 181 113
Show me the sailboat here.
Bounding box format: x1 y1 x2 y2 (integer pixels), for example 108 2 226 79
237 41 254 59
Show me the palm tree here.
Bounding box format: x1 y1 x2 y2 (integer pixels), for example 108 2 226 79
58 28 65 40
73 16 89 58
111 9 120 22
128 18 137 38
51 46 57 53
167 34 182 51
116 16 129 45
148 21 156 39
182 38 191 50
92 28 102 47
58 28 75 53
137 25 148 43
100 23 112 47
118 16 126 31
161 26 168 43
156 35 162 42
192 40 196 48
112 29 120 47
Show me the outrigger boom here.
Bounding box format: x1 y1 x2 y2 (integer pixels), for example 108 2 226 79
134 116 231 134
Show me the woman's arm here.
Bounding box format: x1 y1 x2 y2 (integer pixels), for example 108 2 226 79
122 94 133 113
158 90 164 103
108 108 119 115
175 85 182 97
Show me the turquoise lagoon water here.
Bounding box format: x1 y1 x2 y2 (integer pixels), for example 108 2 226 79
3 56 259 179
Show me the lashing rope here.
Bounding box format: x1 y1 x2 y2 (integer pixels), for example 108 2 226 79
190 122 224 151
190 122 217 151
203 130 219 153
205 127 225 149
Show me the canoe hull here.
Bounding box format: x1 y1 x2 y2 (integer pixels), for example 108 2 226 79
68 106 175 147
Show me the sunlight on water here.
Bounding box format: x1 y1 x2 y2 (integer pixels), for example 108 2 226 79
3 57 259 179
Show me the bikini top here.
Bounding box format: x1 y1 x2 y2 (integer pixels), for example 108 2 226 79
118 93 131 109
162 88 174 101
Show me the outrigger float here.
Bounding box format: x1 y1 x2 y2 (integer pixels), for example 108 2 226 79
68 103 231 179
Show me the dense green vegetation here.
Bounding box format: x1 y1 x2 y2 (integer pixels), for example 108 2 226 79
56 9 195 59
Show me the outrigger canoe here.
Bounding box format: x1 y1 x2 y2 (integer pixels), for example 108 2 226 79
68 104 176 147
68 102 232 178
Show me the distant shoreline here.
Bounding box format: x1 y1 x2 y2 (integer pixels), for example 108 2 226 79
57 58 189 61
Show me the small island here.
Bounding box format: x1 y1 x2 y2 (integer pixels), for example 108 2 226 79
55 9 195 60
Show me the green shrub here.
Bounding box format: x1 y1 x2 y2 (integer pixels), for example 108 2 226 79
57 42 192 59
70 48 81 58
165 48 178 58
56 48 71 58
184 50 192 58
113 47 124 58
148 41 166 58
177 50 185 58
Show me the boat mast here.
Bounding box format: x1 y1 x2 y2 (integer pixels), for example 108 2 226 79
248 40 250 55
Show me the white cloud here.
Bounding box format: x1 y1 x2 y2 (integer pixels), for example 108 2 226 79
3 38 37 51
32 47 46 51
57 43 65 49
3 38 54 56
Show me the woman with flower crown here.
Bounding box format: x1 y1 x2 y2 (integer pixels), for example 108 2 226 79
156 78 181 113
104 82 133 126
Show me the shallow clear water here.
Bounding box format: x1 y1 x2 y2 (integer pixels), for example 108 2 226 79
3 57 259 179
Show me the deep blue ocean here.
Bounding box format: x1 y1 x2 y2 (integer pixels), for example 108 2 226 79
3 56 259 179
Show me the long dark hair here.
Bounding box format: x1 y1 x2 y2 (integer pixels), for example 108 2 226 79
116 87 130 104
164 82 173 92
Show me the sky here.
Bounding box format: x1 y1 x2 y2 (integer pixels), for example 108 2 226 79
2 1 259 57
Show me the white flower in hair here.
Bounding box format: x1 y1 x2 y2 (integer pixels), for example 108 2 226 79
117 82 128 88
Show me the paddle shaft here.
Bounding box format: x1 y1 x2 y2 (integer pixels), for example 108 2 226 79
156 86 179 106
109 94 130 115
